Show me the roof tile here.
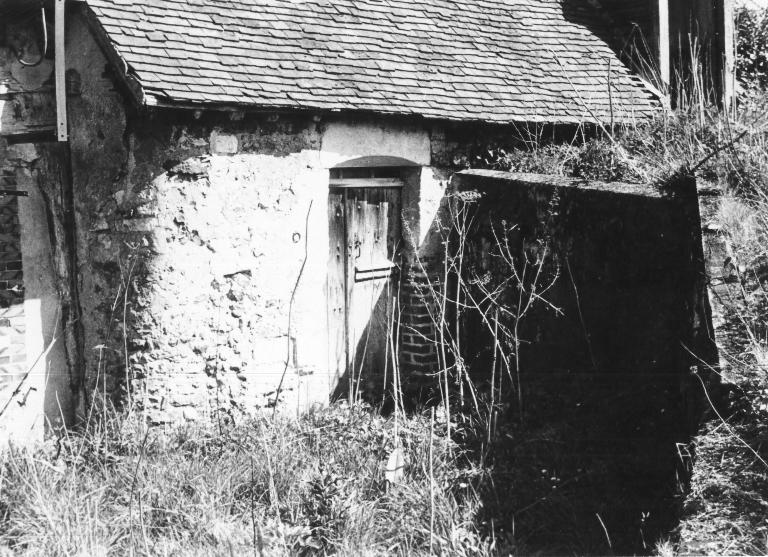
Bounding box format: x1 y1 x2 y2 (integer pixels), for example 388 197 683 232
86 0 660 123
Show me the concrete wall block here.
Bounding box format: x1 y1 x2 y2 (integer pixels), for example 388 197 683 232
0 339 26 356
408 351 440 364
401 333 424 344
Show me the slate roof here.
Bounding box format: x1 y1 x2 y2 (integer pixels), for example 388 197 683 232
84 0 661 124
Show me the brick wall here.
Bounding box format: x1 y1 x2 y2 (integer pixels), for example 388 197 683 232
399 267 441 391
0 167 26 392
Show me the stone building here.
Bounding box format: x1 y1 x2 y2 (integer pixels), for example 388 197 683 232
0 0 731 439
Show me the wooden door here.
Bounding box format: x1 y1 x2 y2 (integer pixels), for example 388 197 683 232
328 184 402 399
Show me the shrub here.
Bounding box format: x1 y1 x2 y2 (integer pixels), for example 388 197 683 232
736 6 768 90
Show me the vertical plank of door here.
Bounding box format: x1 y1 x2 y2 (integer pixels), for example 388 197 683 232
375 188 392 394
364 188 386 390
357 188 374 391
327 189 346 388
345 189 364 395
385 187 401 394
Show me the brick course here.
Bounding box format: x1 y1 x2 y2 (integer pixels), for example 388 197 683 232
399 267 441 390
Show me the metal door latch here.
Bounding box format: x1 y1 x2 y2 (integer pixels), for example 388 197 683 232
354 262 398 283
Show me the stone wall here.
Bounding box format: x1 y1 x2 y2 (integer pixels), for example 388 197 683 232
696 182 736 383
451 171 717 432
452 171 715 370
66 108 326 421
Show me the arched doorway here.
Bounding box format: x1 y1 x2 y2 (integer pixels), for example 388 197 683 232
327 157 418 400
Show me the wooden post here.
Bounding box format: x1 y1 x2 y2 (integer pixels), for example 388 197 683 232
55 0 67 142
721 0 735 113
49 1 84 405
655 0 671 87
35 142 84 400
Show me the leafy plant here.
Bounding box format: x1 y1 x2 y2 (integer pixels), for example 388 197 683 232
736 6 768 90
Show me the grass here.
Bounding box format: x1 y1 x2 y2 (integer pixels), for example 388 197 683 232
676 182 768 554
0 404 492 556
477 85 768 193
678 418 768 555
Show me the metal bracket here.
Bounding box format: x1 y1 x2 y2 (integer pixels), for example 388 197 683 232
354 262 398 283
